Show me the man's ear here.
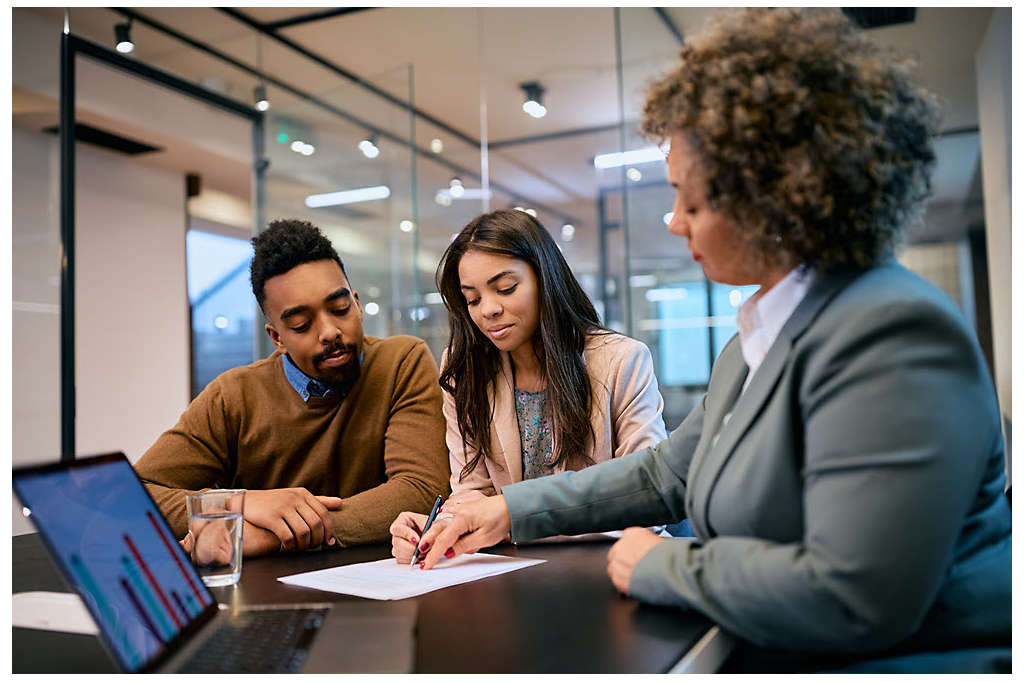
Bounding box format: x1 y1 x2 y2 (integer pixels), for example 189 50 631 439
352 290 363 317
265 322 286 351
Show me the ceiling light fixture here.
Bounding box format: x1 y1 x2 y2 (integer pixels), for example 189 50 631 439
561 224 575 242
253 84 269 112
399 220 415 233
593 147 665 169
290 140 314 156
448 177 465 198
520 81 547 118
626 167 642 182
436 187 492 201
358 136 380 159
305 185 391 208
114 20 134 54
430 138 443 153
252 36 269 111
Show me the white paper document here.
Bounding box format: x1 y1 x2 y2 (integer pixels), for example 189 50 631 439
13 591 100 634
277 553 545 600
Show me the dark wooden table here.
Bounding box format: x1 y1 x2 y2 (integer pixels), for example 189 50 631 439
13 532 716 673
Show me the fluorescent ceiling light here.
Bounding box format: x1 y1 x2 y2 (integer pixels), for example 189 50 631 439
593 147 664 169
436 188 492 201
305 185 391 208
645 288 690 302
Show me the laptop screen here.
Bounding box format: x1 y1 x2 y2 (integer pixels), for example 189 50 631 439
13 453 217 672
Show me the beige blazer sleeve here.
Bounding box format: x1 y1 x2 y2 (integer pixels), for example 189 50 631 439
586 333 668 460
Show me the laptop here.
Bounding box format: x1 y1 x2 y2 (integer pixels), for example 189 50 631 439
13 452 416 673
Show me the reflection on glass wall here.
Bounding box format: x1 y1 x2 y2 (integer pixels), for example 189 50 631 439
13 6 993 437
262 65 418 355
187 230 256 396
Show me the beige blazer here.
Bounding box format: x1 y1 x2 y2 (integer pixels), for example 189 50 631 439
443 332 667 494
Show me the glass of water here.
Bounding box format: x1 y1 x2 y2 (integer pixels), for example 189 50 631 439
185 489 245 587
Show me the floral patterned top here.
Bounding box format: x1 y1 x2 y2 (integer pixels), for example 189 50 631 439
515 387 556 480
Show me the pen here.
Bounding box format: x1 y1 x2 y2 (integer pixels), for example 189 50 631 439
410 495 444 565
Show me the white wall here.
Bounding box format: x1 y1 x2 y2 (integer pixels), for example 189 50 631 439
74 141 191 462
12 130 191 534
973 8 1011 476
12 129 62 534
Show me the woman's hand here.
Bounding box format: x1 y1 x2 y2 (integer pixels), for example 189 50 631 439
441 489 487 513
389 511 428 563
421 495 512 569
607 527 665 594
389 511 456 564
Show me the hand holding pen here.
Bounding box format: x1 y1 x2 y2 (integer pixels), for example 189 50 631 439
410 495 444 565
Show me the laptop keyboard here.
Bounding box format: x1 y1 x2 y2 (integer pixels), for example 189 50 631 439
179 607 330 673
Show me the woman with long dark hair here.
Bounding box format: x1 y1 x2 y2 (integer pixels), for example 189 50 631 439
389 208 667 561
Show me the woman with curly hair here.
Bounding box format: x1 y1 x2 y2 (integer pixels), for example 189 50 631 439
416 8 1010 672
388 208 667 561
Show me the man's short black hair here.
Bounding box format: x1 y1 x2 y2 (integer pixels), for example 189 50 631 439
250 219 347 313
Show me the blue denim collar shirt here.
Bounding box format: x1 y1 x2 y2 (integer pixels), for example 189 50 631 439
281 351 362 402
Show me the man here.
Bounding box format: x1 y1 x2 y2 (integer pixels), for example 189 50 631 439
136 219 449 556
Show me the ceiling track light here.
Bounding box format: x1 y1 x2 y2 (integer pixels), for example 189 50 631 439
253 84 269 112
252 36 269 111
448 177 464 198
358 135 380 159
520 81 547 118
114 20 134 54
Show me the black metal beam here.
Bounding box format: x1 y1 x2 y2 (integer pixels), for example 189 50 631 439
217 7 481 151
488 123 622 150
653 8 685 46
113 8 579 225
69 33 260 121
938 126 980 138
262 7 373 31
60 30 76 461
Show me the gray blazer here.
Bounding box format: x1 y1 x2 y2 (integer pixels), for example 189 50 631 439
503 260 1010 655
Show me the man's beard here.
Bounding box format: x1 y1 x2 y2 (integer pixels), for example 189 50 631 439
313 341 361 389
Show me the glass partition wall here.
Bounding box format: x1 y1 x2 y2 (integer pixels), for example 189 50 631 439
261 64 419 356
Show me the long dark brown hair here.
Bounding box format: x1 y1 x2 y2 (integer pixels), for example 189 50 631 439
437 209 607 481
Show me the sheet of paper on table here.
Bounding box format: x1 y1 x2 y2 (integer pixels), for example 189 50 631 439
278 553 546 600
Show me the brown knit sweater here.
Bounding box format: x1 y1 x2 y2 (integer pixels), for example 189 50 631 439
134 335 450 546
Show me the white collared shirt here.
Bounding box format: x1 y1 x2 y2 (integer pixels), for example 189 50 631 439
736 266 816 393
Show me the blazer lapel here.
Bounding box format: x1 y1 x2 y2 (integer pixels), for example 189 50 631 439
685 340 747 539
689 268 863 535
490 352 523 483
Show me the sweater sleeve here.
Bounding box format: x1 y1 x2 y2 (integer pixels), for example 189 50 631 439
328 340 450 545
134 380 236 538
608 338 668 456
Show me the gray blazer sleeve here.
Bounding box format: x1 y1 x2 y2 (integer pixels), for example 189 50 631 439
629 299 1000 652
503 391 705 540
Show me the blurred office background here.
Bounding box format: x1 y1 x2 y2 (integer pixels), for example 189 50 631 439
12 8 1010 534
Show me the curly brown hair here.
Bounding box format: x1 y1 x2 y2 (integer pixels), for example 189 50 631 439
641 8 942 271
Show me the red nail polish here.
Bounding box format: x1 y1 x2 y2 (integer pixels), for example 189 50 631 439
445 548 455 559
418 562 425 570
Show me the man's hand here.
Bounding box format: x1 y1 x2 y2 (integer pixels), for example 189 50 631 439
421 495 512 569
242 488 343 551
180 520 281 558
606 527 665 594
